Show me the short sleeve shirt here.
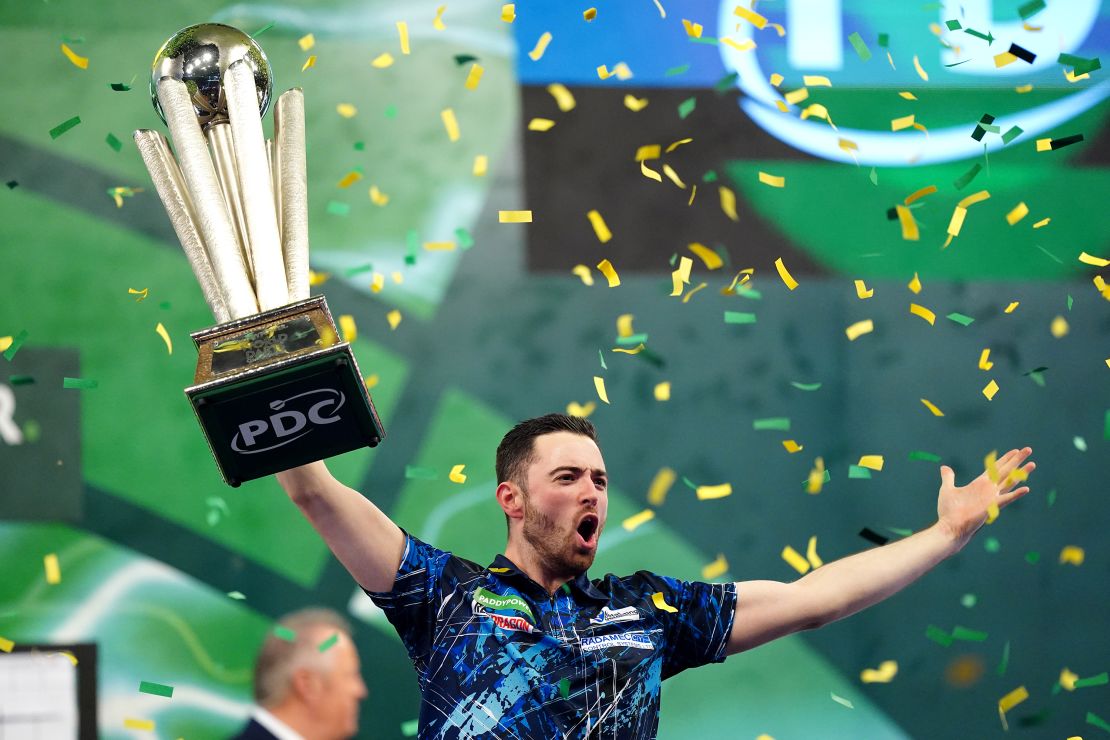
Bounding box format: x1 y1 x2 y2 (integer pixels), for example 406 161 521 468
366 534 737 739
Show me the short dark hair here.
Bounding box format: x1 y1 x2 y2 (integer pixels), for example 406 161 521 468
496 414 599 488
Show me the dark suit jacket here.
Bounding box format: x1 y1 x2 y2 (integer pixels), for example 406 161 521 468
228 718 279 740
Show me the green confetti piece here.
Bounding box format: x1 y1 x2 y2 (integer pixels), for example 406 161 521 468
455 227 474 249
946 312 974 326
996 640 1010 675
344 263 374 277
753 417 790 431
454 54 479 65
1073 436 1087 452
598 349 607 370
963 28 994 44
714 72 739 92
665 64 690 77
1018 0 1045 20
3 330 29 361
22 419 40 443
109 82 131 92
925 624 954 647
616 333 648 345
681 476 699 490
404 466 438 480
405 229 419 265
790 381 822 392
62 377 97 390
887 527 914 538
945 19 962 30
980 123 1001 134
877 32 889 47
677 97 697 120
1001 125 1023 144
61 35 85 44
1058 53 1101 75
847 32 872 61
6 180 17 189
273 626 296 642
558 677 570 698
317 632 339 652
1047 488 1057 507
384 104 398 119
951 625 988 642
227 591 246 600
1067 294 1074 311
1087 711 1110 733
1104 410 1110 440
326 200 350 216
401 719 419 737
909 450 941 462
689 36 719 45
984 536 1001 553
953 162 982 190
138 681 174 698
105 133 122 152
1025 367 1047 387
960 593 977 608
9 375 34 385
724 311 756 324
701 170 718 182
868 167 878 185
801 469 831 489
159 301 172 310
251 23 275 37
733 286 762 300
353 141 365 151
848 465 872 479
1075 672 1109 689
1024 551 1040 564
49 116 81 140
1034 244 1064 264
830 692 854 709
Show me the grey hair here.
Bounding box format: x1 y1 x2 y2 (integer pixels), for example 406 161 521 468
253 608 353 707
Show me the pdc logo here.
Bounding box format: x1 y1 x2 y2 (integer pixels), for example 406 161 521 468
231 388 345 454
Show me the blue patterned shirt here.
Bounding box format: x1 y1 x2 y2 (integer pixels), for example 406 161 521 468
366 533 737 739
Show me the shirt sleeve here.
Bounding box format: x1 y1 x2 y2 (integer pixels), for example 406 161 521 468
363 532 453 664
637 572 737 680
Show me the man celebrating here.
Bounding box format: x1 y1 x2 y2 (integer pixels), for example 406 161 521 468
276 414 1034 738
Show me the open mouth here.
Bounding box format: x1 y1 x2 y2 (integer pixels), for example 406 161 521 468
576 514 600 548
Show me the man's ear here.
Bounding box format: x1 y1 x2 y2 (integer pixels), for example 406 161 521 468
496 481 525 522
290 667 322 703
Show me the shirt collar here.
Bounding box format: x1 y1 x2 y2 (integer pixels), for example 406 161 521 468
252 706 306 740
487 553 609 604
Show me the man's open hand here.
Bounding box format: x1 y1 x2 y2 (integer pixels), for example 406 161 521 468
936 447 1035 545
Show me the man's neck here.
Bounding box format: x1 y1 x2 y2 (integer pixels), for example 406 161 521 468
257 703 313 740
502 541 576 596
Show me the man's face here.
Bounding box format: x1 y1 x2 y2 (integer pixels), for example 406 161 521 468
519 431 608 578
308 632 367 739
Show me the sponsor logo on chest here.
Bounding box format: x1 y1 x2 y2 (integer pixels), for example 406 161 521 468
471 587 537 633
589 605 640 625
580 631 654 652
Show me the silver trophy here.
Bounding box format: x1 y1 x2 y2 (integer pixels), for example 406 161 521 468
135 23 384 487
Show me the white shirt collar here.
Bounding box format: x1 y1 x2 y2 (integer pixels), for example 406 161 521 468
252 705 306 740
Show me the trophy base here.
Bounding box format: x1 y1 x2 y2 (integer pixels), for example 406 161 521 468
186 297 384 487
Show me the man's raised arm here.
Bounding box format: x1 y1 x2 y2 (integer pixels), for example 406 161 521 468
276 461 405 592
725 447 1035 655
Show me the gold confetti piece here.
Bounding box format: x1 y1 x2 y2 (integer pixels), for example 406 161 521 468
1059 546 1085 565
998 686 1028 731
983 449 1000 484
994 52 1018 68
647 468 676 506
662 164 686 189
301 55 317 71
784 87 809 105
1079 251 1110 267
449 465 467 484
696 483 732 500
567 401 596 418
370 272 385 292
895 205 919 241
499 210 532 223
764 72 782 87
640 160 662 182
1004 302 1019 313
473 155 488 177
369 185 389 206
337 315 357 344
154 322 173 355
386 309 402 330
803 75 831 87
978 349 994 371
622 508 655 531
337 171 363 188
913 55 929 81
1064 68 1089 83
597 259 620 287
298 34 316 51
546 83 576 111
759 171 786 188
734 5 768 28
464 63 484 89
687 242 722 270
371 52 394 68
857 455 884 471
806 535 823 568
635 144 661 161
528 118 556 131
309 270 330 287
1050 315 1068 338
670 256 693 296
129 287 149 301
1005 202 1029 225
782 546 810 574
1060 668 1079 691
1015 83 1033 93
583 7 597 21
593 376 610 404
854 280 874 299
898 91 918 100
596 62 633 80
774 100 790 113
1035 137 1052 152
682 282 706 303
501 4 515 22
845 319 873 341
653 381 670 401
528 32 552 61
806 457 825 494
719 186 739 221
397 21 410 54
682 19 703 37
904 185 937 204
44 553 61 584
0 637 12 652
124 719 155 731
1032 217 1050 229
907 273 923 295
572 264 594 286
652 592 678 613
616 314 635 337
723 268 754 294
774 257 799 290
702 554 729 580
982 379 999 400
0 337 10 352
920 398 944 417
336 103 357 118
800 104 835 128
909 303 936 325
441 108 460 141
611 344 645 355
861 660 899 684
433 5 447 30
624 94 649 111
585 210 611 243
61 43 89 69
783 439 803 453
891 114 916 131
